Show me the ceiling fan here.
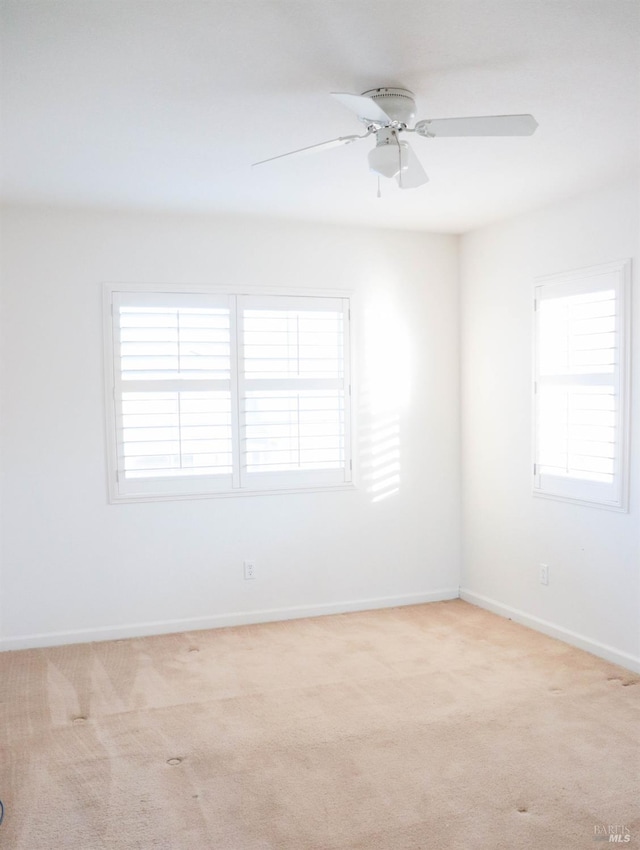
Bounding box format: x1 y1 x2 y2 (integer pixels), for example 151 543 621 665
253 87 538 189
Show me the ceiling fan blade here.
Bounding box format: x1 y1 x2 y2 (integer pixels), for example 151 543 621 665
396 142 429 189
252 134 364 166
415 114 538 138
331 92 392 124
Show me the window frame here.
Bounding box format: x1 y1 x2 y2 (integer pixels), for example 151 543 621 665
103 283 354 503
532 259 631 511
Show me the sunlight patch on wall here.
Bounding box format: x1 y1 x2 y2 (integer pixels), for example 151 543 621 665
363 298 412 415
360 408 401 502
358 297 411 503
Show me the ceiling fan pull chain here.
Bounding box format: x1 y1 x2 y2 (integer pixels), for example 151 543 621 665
377 176 382 198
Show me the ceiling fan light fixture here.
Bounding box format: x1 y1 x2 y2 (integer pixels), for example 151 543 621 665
368 144 400 178
368 132 405 179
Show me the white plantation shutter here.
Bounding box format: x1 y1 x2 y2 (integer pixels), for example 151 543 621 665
106 288 352 501
111 291 234 497
533 261 630 508
238 295 351 489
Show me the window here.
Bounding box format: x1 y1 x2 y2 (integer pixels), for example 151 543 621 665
533 260 630 509
105 286 352 501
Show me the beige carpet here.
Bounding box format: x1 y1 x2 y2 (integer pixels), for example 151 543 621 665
1 600 638 849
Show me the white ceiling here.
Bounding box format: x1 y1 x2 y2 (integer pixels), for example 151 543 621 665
1 0 639 233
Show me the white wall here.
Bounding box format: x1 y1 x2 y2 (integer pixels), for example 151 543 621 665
460 177 640 672
0 206 461 648
4 185 637 669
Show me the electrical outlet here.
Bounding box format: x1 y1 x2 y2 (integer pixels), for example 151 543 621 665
539 563 549 586
243 560 256 581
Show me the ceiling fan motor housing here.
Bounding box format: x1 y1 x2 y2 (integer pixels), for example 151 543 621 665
361 87 416 125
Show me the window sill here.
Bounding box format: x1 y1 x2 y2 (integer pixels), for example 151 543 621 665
109 482 357 505
532 488 627 513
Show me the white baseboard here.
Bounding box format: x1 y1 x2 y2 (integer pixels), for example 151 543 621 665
460 588 640 675
0 588 459 651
